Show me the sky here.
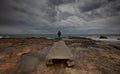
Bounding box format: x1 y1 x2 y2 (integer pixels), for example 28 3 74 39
0 0 120 34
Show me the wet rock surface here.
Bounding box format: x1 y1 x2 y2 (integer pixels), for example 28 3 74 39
0 38 120 74
14 54 40 74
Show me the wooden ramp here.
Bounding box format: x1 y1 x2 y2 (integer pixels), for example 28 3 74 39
46 40 74 60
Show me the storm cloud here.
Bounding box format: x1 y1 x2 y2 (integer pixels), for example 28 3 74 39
0 0 120 34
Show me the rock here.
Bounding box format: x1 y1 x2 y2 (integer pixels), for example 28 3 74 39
16 49 31 56
99 36 107 39
0 43 12 49
0 38 120 74
39 37 47 39
0 62 16 74
117 38 120 40
86 63 96 70
67 60 75 67
0 53 9 59
65 68 88 74
15 55 40 73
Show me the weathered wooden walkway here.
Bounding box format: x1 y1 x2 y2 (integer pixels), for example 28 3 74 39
46 40 74 60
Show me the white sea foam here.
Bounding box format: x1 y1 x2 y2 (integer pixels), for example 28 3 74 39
0 36 3 38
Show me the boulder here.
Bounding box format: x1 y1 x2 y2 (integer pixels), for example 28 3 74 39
117 38 120 40
99 36 107 39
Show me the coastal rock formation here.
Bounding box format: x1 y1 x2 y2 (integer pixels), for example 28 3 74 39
99 36 108 39
117 38 120 40
0 38 120 74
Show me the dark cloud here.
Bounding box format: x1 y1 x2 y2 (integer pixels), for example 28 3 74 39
110 2 120 11
48 0 75 6
0 0 120 34
0 0 56 26
0 17 30 26
108 0 117 2
79 1 104 12
76 0 120 21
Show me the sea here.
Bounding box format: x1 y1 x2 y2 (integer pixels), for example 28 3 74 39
0 34 120 40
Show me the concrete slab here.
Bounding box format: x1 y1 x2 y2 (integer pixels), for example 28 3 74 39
46 40 74 60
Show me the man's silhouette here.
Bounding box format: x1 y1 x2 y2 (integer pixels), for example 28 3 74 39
58 31 61 38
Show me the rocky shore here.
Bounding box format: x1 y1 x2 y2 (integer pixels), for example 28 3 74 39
0 38 120 74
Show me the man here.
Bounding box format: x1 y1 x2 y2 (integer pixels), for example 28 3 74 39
58 31 61 38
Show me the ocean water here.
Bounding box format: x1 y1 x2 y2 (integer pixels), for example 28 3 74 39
0 34 120 40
